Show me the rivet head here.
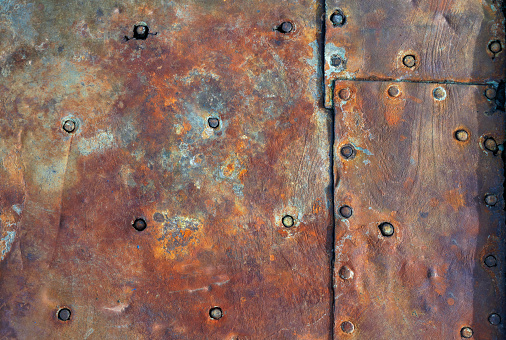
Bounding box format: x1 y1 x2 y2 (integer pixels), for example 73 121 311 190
339 266 354 280
62 120 76 133
485 88 497 100
338 88 351 101
278 22 294 34
484 255 498 267
331 55 342 67
455 129 469 142
57 308 71 321
402 54 416 68
133 218 147 231
387 85 401 98
460 327 473 338
209 307 223 320
339 205 353 218
433 87 446 100
484 194 498 207
282 215 295 228
488 313 501 325
330 10 346 27
341 321 355 333
340 144 356 159
379 222 394 237
489 40 502 54
133 25 149 40
484 137 498 152
208 117 220 129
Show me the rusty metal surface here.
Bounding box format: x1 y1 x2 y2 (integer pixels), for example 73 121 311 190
324 0 506 107
1 0 505 339
333 81 505 339
0 1 333 339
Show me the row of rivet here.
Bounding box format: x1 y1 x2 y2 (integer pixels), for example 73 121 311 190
62 117 221 135
56 306 224 322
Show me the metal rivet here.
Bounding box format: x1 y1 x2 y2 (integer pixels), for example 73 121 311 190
484 194 498 207
485 88 497 100
208 117 220 129
484 137 498 152
62 120 76 133
454 130 469 142
484 255 498 267
282 215 295 228
461 327 473 338
278 22 294 34
340 145 356 159
341 321 355 334
379 222 394 237
489 40 502 54
209 307 223 320
133 25 149 40
339 205 353 218
330 10 346 27
331 55 342 67
433 87 446 100
488 313 501 325
133 218 147 231
387 85 401 98
339 266 354 280
57 308 71 321
402 55 416 68
338 88 351 101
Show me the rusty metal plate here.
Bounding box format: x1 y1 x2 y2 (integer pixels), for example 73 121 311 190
324 0 506 107
0 1 333 338
333 81 505 339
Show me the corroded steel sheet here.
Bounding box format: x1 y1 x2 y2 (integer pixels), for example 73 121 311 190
333 81 505 339
0 1 333 338
324 0 505 107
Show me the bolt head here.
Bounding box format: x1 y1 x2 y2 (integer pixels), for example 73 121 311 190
209 307 223 320
331 55 342 67
433 87 446 100
484 137 498 152
341 321 355 333
485 194 498 207
278 22 293 34
379 222 394 237
338 88 351 101
489 40 502 54
133 218 147 231
455 130 469 142
485 88 497 100
57 308 71 321
133 25 149 39
339 205 353 218
330 10 346 27
461 327 473 338
340 145 355 159
488 313 501 325
387 85 401 98
282 215 295 228
339 266 354 280
208 117 220 129
62 120 76 133
402 55 416 68
484 255 498 267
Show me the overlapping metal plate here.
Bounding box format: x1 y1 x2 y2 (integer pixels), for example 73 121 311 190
333 81 505 339
0 1 332 338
